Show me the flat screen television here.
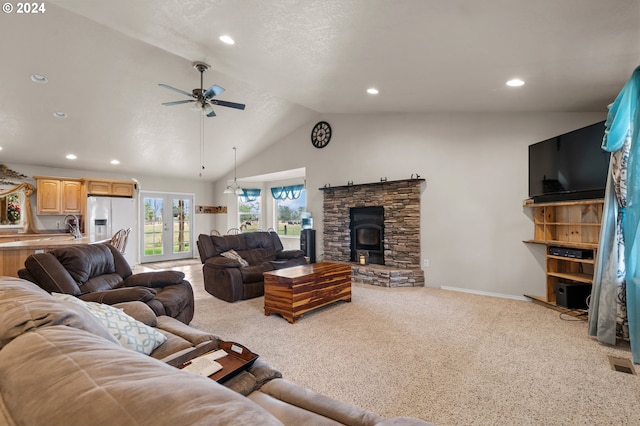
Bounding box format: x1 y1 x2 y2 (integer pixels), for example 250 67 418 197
528 121 610 203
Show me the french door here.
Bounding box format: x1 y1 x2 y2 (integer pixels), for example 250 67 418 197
140 191 194 263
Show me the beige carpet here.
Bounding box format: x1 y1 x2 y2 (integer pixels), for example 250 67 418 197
140 261 640 426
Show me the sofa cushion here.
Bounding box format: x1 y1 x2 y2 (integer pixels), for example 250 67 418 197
243 248 276 265
122 270 186 288
221 249 249 266
53 293 167 355
113 301 158 326
212 234 247 254
81 272 125 293
0 326 284 426
241 263 274 283
50 244 116 284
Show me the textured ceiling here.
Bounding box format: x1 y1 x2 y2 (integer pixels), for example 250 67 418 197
0 0 638 181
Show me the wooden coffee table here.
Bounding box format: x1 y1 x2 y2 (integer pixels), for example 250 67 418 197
263 262 352 323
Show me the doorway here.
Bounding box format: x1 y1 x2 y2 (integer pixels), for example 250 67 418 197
140 191 194 263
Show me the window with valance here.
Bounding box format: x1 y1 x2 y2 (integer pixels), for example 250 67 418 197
272 185 306 237
271 184 304 200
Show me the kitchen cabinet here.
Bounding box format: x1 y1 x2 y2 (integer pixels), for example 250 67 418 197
35 177 82 215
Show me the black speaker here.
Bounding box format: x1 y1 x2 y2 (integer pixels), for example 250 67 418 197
555 282 591 309
300 229 316 263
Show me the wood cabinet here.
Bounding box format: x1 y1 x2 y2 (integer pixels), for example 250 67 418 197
35 177 82 215
524 199 603 309
85 179 134 197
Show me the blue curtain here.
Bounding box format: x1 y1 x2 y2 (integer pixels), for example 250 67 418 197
240 189 260 202
271 184 304 200
590 65 640 364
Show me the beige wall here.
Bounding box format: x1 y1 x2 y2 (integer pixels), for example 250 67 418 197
214 112 607 299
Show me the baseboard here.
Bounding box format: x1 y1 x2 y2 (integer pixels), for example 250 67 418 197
440 286 530 302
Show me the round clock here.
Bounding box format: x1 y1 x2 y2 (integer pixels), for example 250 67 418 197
311 121 332 149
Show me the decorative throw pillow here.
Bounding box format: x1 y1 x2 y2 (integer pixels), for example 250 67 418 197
221 249 249 267
52 293 167 355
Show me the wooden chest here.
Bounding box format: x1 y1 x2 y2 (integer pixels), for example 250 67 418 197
263 262 352 323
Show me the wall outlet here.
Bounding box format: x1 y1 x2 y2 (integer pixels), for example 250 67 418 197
423 259 429 267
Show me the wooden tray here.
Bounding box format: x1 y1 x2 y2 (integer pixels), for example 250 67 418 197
168 341 259 383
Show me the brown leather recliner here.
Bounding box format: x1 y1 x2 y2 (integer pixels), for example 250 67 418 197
17 243 195 324
197 231 307 302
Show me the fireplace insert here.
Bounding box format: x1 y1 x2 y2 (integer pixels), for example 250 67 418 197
350 206 384 265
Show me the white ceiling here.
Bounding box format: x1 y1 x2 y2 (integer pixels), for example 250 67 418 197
1 0 638 182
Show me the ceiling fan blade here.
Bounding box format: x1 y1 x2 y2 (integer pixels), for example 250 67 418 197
158 83 195 98
162 100 196 106
203 84 225 99
211 99 246 110
206 109 217 118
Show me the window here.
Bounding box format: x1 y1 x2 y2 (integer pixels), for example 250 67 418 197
1 191 23 226
238 190 261 232
274 187 306 237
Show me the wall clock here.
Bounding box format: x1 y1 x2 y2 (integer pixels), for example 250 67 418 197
311 121 332 149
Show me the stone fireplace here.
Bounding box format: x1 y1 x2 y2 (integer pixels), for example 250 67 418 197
321 179 425 287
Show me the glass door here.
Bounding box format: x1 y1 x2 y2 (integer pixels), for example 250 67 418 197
140 191 193 263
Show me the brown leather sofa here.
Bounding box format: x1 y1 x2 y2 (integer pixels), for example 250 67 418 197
18 243 195 324
197 231 307 302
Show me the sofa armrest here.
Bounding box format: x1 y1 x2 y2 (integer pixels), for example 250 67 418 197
257 378 385 425
205 256 243 269
276 249 305 260
78 287 157 305
121 271 185 288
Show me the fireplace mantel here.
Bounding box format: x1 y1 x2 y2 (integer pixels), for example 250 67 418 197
319 178 425 191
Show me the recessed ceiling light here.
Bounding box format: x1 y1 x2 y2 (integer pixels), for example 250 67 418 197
110 159 120 165
53 112 67 118
30 74 48 84
367 87 379 95
219 35 235 45
66 154 77 160
506 78 525 87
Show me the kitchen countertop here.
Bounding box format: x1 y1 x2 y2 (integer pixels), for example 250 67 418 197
0 235 110 250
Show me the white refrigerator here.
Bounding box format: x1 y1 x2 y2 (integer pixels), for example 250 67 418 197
87 196 137 266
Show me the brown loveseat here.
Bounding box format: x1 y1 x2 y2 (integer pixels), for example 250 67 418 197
197 231 307 302
18 243 195 324
0 277 434 426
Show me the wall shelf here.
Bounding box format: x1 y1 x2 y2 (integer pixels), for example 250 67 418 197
524 198 603 310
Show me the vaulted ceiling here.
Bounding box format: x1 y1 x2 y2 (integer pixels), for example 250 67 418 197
1 0 638 181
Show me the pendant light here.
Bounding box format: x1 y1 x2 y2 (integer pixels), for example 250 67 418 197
224 146 243 195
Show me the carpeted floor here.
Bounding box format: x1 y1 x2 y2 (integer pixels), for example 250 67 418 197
138 261 640 426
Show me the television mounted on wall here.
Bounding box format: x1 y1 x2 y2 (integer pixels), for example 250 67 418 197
528 121 610 203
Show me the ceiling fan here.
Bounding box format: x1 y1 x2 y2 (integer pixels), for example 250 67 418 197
159 61 245 117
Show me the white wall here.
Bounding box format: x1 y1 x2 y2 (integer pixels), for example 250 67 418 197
214 112 606 299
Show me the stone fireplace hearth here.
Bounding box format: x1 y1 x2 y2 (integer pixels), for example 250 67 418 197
321 179 425 287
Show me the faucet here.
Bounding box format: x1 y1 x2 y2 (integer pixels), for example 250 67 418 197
64 214 82 239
